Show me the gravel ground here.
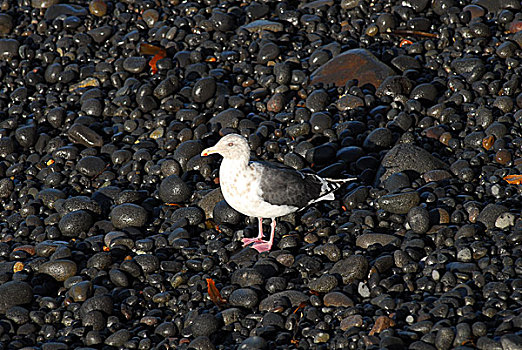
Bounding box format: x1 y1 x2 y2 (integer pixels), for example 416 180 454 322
0 0 521 349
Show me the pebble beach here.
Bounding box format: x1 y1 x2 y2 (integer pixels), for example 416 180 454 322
0 0 521 349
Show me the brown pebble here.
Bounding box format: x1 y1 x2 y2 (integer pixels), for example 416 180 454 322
89 0 107 17
482 135 494 150
267 93 285 113
425 126 446 140
495 149 512 165
509 20 522 34
439 132 452 146
423 170 452 182
340 315 363 331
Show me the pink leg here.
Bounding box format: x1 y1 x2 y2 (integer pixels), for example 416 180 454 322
250 219 276 253
242 218 265 246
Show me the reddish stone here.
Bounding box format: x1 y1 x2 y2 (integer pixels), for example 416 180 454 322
310 48 395 88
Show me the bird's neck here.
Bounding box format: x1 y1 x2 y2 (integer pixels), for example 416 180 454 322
221 154 249 171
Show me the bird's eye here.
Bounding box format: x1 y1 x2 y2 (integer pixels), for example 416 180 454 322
228 142 233 146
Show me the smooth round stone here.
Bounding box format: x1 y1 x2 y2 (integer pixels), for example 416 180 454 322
110 203 148 228
238 336 268 350
188 336 215 350
306 89 328 113
105 329 131 347
142 9 159 27
476 203 508 229
76 156 106 177
44 4 88 20
239 337 267 350
87 25 113 43
384 172 411 193
0 178 14 198
192 77 216 103
363 128 393 151
323 292 354 307
410 83 438 102
407 206 430 234
308 274 338 293
310 112 332 133
231 268 265 287
38 260 78 282
0 39 19 59
37 188 67 209
154 77 179 99
191 314 221 338
89 0 107 16
0 14 14 34
209 108 243 128
378 192 420 214
15 125 37 148
123 57 148 73
173 140 204 171
213 200 242 225
210 11 235 32
81 98 103 117
59 210 93 236
67 123 103 147
6 306 30 324
133 254 159 273
159 175 190 203
171 207 204 226
69 281 93 302
257 42 280 64
0 281 33 313
31 0 59 9
356 233 399 249
330 255 369 283
229 288 259 308
267 93 285 113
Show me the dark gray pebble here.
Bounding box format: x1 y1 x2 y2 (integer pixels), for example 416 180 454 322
330 255 369 284
159 175 191 203
0 281 33 313
191 313 221 338
110 203 148 228
59 210 93 236
213 200 242 225
38 260 78 282
378 192 420 214
123 57 148 74
229 288 259 308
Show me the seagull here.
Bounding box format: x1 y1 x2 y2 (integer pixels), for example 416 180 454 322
201 133 356 253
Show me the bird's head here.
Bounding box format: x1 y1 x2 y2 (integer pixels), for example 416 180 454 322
201 133 250 159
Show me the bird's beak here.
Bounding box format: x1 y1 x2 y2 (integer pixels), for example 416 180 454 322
201 147 217 157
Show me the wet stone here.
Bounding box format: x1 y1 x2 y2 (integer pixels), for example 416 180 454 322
242 20 284 32
356 233 399 249
38 260 78 282
0 281 33 314
76 156 106 177
44 4 88 20
378 192 420 214
59 210 93 236
330 255 369 283
191 314 221 338
229 288 259 308
0 14 13 34
363 128 393 151
123 57 148 74
0 39 19 59
308 274 338 293
379 144 448 183
159 175 190 203
110 203 148 228
213 200 242 225
192 77 216 103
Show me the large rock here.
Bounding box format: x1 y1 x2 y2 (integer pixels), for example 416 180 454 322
310 48 395 88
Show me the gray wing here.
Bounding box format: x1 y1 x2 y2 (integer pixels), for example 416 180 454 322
253 161 332 208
